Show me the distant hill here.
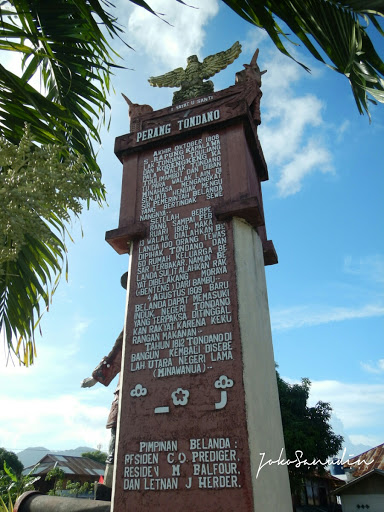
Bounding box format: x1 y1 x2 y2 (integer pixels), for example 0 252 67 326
18 446 95 468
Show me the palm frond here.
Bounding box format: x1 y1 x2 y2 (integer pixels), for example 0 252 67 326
0 0 121 363
222 0 384 118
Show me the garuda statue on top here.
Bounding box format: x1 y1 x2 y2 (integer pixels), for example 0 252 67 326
148 41 242 105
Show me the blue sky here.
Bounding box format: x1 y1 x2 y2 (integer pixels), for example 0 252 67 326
1 0 383 461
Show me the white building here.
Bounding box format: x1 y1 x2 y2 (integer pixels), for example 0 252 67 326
335 469 384 512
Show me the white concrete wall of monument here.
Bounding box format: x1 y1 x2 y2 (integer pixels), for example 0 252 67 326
110 240 134 505
233 217 292 511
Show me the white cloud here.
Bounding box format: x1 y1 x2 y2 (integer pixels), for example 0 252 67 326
242 27 269 55
271 303 384 331
127 0 219 69
361 359 384 374
0 318 114 452
260 95 326 165
253 47 334 197
343 254 384 285
336 120 351 141
276 139 332 197
260 49 308 94
73 318 92 340
0 393 110 452
308 380 384 431
348 434 382 448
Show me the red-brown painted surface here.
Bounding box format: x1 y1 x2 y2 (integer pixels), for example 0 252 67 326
107 82 276 511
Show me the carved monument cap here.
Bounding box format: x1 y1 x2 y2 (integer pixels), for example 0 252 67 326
148 41 242 105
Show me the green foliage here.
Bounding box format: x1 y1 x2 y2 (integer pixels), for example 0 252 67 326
222 0 384 119
0 0 123 166
0 471 14 509
0 494 13 512
0 462 39 506
45 469 94 497
0 125 102 365
81 450 108 465
0 0 118 365
0 125 96 262
65 480 94 498
0 450 22 477
45 467 65 496
277 371 343 495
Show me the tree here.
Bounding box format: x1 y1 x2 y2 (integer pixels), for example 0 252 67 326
276 371 343 499
65 480 94 498
0 126 102 364
45 467 65 496
45 469 94 498
0 449 23 477
0 0 118 365
1 0 383 364
81 450 108 465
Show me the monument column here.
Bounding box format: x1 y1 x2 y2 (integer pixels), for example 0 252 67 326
106 77 292 511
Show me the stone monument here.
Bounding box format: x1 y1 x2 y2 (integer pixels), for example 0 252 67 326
105 45 292 511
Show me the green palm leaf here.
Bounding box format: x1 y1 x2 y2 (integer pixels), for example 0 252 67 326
0 0 123 364
1 232 63 365
222 0 384 118
0 124 100 365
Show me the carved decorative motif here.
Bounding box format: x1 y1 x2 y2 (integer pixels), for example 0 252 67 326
148 42 242 105
235 48 267 86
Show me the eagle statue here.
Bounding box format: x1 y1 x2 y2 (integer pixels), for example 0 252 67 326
148 41 242 105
